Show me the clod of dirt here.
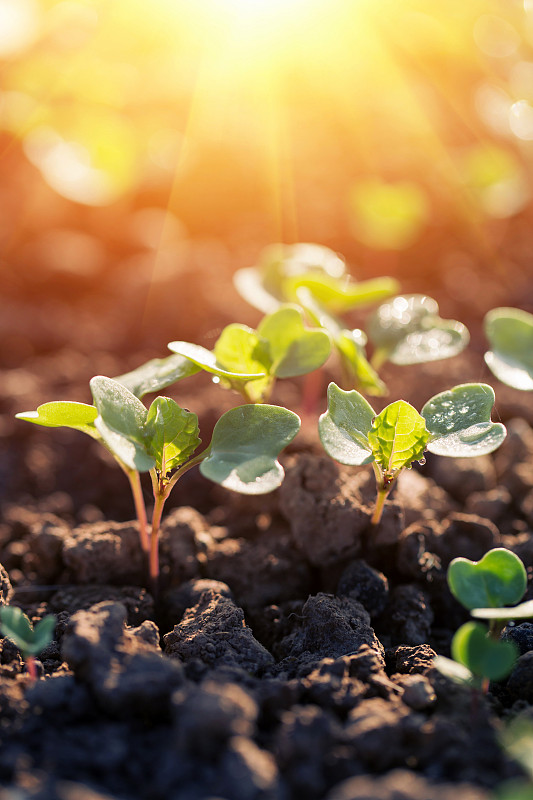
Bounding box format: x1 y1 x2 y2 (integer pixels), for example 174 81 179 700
172 678 258 756
161 578 234 631
504 650 533 704
390 644 437 675
204 527 313 610
382 585 434 647
275 593 385 670
62 522 146 585
466 487 512 522
49 585 154 627
163 589 275 674
159 506 211 586
392 674 436 711
397 513 500 583
278 455 371 566
426 455 497 503
61 601 184 718
336 560 389 618
502 622 533 655
326 768 490 800
0 562 13 605
396 469 454 526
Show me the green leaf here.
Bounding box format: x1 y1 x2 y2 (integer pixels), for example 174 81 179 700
32 615 57 654
200 404 300 494
451 621 518 681
367 295 469 366
368 400 429 474
448 549 527 611
0 607 55 656
114 354 201 398
90 376 155 472
335 330 387 396
167 340 268 381
318 382 375 466
484 307 533 392
422 383 506 457
232 266 282 314
432 654 475 686
257 306 331 378
16 401 99 439
472 599 533 621
144 397 200 474
282 273 400 314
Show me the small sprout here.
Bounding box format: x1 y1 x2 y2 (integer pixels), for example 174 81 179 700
319 382 506 524
0 606 56 682
367 294 469 370
169 305 331 403
233 242 399 314
484 307 533 391
436 549 532 692
17 378 301 590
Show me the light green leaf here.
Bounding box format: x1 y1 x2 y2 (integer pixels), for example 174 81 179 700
114 354 201 398
448 549 527 611
318 382 375 466
335 330 387 396
368 295 469 366
90 376 155 472
232 267 282 314
144 397 200 474
167 340 268 381
484 307 533 392
257 306 331 378
368 400 429 474
432 655 475 686
283 273 400 313
472 600 533 621
0 607 55 657
16 401 99 439
422 383 506 457
451 621 518 681
200 404 300 494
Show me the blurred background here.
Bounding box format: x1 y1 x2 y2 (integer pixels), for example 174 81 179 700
1 0 533 370
2 0 533 516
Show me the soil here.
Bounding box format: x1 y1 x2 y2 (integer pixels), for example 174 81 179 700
1 257 533 800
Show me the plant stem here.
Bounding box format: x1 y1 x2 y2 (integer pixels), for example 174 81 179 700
149 485 167 592
125 469 149 552
371 487 389 525
26 655 37 682
302 369 323 418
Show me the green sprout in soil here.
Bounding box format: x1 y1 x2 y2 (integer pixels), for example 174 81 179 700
435 549 533 692
16 377 301 589
484 307 533 392
0 606 56 682
318 382 506 525
168 305 331 403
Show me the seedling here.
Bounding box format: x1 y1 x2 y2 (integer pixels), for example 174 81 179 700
484 307 533 391
367 294 469 370
318 382 506 524
233 242 399 315
17 378 301 588
0 606 56 681
169 305 331 403
435 549 533 692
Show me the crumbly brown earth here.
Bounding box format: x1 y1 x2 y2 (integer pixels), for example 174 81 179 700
1 266 533 800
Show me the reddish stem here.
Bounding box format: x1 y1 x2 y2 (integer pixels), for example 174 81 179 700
26 655 37 682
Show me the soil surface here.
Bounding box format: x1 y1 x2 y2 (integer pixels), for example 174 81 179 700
1 259 533 800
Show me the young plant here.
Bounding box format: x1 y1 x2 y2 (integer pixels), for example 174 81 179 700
484 307 533 391
233 242 399 315
318 382 506 524
435 549 532 692
17 377 301 588
0 606 56 681
168 305 331 403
